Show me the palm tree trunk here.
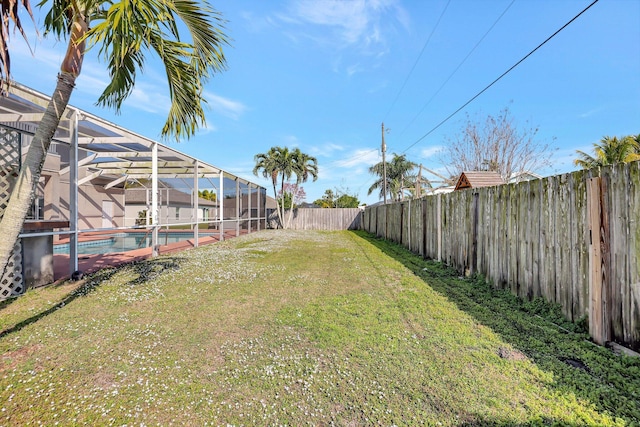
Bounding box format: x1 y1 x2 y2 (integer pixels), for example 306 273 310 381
271 184 283 229
279 174 287 229
0 16 86 281
286 180 301 229
0 72 77 280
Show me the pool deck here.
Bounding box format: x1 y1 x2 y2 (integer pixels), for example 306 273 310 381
53 229 250 282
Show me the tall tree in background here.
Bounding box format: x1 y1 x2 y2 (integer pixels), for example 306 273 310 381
335 193 359 208
253 147 286 228
574 135 640 169
368 154 417 202
285 148 318 227
0 0 229 279
314 189 337 208
254 146 318 229
313 188 360 208
439 107 554 181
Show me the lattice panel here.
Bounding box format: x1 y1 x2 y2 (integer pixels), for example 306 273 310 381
0 240 23 298
0 127 24 299
0 127 20 215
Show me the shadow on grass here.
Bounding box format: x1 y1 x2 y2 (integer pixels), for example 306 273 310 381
352 230 640 425
0 256 184 340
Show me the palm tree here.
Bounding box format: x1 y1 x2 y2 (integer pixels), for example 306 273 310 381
0 0 229 280
253 147 284 228
574 135 640 169
254 146 318 229
633 134 640 155
368 154 417 202
285 148 318 227
390 154 418 201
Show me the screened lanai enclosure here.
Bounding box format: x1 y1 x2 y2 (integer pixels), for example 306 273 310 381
0 82 267 298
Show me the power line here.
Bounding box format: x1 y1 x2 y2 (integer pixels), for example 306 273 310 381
382 0 452 122
401 0 600 154
398 0 516 137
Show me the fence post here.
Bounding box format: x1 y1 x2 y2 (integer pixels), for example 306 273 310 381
587 177 609 345
437 193 442 262
471 192 479 275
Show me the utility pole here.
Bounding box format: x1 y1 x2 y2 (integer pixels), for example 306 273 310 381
381 122 387 204
416 164 423 199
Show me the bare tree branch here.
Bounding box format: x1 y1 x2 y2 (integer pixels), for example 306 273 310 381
439 106 556 181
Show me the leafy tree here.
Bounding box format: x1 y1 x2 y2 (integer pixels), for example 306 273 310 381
313 188 359 208
198 189 217 202
439 107 554 181
279 192 293 210
574 135 640 169
0 0 229 280
368 154 417 202
313 189 337 208
135 210 148 226
335 194 360 208
278 183 306 209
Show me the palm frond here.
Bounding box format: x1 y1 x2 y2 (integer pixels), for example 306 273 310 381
1 0 36 94
87 0 228 141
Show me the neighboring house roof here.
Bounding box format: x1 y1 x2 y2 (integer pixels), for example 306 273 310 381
509 171 542 183
454 171 505 191
265 195 278 209
298 202 320 208
125 188 218 207
428 185 455 195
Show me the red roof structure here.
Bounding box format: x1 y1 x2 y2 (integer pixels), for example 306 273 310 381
454 171 505 191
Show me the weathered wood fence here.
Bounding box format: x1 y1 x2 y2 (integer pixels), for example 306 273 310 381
269 208 362 231
363 162 640 351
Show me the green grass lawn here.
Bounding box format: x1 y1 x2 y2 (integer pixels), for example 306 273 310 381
0 230 638 426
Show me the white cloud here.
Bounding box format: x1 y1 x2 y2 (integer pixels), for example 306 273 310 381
204 92 247 120
578 107 605 119
124 84 171 115
288 0 372 45
334 148 379 168
280 0 408 51
197 120 218 135
346 63 363 77
420 145 444 159
309 142 345 157
281 135 300 147
240 11 279 33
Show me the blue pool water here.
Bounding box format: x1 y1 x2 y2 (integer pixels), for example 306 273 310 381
54 232 214 255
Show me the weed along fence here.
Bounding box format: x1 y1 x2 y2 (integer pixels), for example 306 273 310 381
363 161 640 352
269 208 362 230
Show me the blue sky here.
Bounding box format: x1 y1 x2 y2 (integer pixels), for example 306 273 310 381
11 0 640 205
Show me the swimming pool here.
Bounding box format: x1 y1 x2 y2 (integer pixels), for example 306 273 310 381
53 232 214 255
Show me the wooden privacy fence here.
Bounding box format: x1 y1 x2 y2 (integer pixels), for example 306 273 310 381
269 208 362 231
363 162 640 351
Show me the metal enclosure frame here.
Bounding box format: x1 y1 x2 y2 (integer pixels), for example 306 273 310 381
0 82 267 280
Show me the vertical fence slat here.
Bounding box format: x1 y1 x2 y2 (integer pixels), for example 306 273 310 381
628 162 640 346
588 177 605 344
542 176 557 304
496 184 508 289
574 170 589 320
531 179 542 299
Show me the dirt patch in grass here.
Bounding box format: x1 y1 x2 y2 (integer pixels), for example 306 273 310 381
0 344 43 373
